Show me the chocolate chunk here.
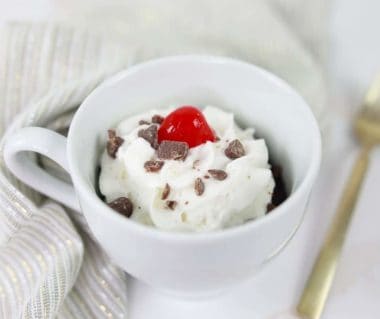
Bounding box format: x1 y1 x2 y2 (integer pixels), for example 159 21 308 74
139 119 150 125
107 129 124 158
138 125 158 149
144 160 164 172
207 169 228 181
194 178 205 196
166 200 177 210
157 140 189 161
161 183 170 200
108 197 133 217
224 139 245 159
204 175 210 179
152 114 164 124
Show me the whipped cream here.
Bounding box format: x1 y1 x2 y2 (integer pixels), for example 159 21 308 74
99 106 275 232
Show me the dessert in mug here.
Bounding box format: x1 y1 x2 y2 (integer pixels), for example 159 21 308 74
99 106 286 232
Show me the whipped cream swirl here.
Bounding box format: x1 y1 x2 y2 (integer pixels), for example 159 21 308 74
99 106 275 232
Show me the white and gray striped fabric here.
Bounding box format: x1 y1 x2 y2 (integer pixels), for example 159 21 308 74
0 23 130 318
0 1 327 317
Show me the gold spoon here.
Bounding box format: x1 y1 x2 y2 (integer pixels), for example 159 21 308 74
297 75 380 319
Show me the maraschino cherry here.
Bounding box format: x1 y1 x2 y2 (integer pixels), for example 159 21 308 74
158 106 216 148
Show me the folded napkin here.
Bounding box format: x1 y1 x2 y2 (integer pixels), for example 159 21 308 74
0 1 328 318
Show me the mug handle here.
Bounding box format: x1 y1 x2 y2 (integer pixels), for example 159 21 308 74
3 127 80 211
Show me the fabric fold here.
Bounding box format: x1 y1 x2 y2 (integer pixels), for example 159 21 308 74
0 23 129 319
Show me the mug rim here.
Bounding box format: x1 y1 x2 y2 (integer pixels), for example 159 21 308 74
67 55 322 243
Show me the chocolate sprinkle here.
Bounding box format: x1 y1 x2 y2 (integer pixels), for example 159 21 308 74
194 178 205 196
166 200 177 210
138 125 159 149
161 183 170 200
207 169 228 181
152 114 164 124
139 119 150 125
144 160 164 172
224 139 245 159
108 197 133 217
107 129 124 158
157 140 189 161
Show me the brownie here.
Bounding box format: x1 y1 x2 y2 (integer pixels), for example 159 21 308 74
267 163 287 213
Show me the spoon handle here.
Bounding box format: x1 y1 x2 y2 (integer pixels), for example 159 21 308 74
297 146 371 319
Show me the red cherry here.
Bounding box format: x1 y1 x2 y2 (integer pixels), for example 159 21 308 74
158 106 216 148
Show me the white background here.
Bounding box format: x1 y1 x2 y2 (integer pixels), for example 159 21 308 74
0 1 379 318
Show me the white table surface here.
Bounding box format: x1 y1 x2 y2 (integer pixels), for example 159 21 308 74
0 1 379 318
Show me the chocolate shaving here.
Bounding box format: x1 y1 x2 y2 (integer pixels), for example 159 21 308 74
107 129 124 158
224 139 245 159
152 114 164 124
194 178 205 196
139 119 150 125
144 160 164 172
108 197 133 217
138 125 159 149
157 140 189 161
166 200 177 210
207 169 228 181
161 183 170 200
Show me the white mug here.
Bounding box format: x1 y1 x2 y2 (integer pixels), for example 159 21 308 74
3 56 321 297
